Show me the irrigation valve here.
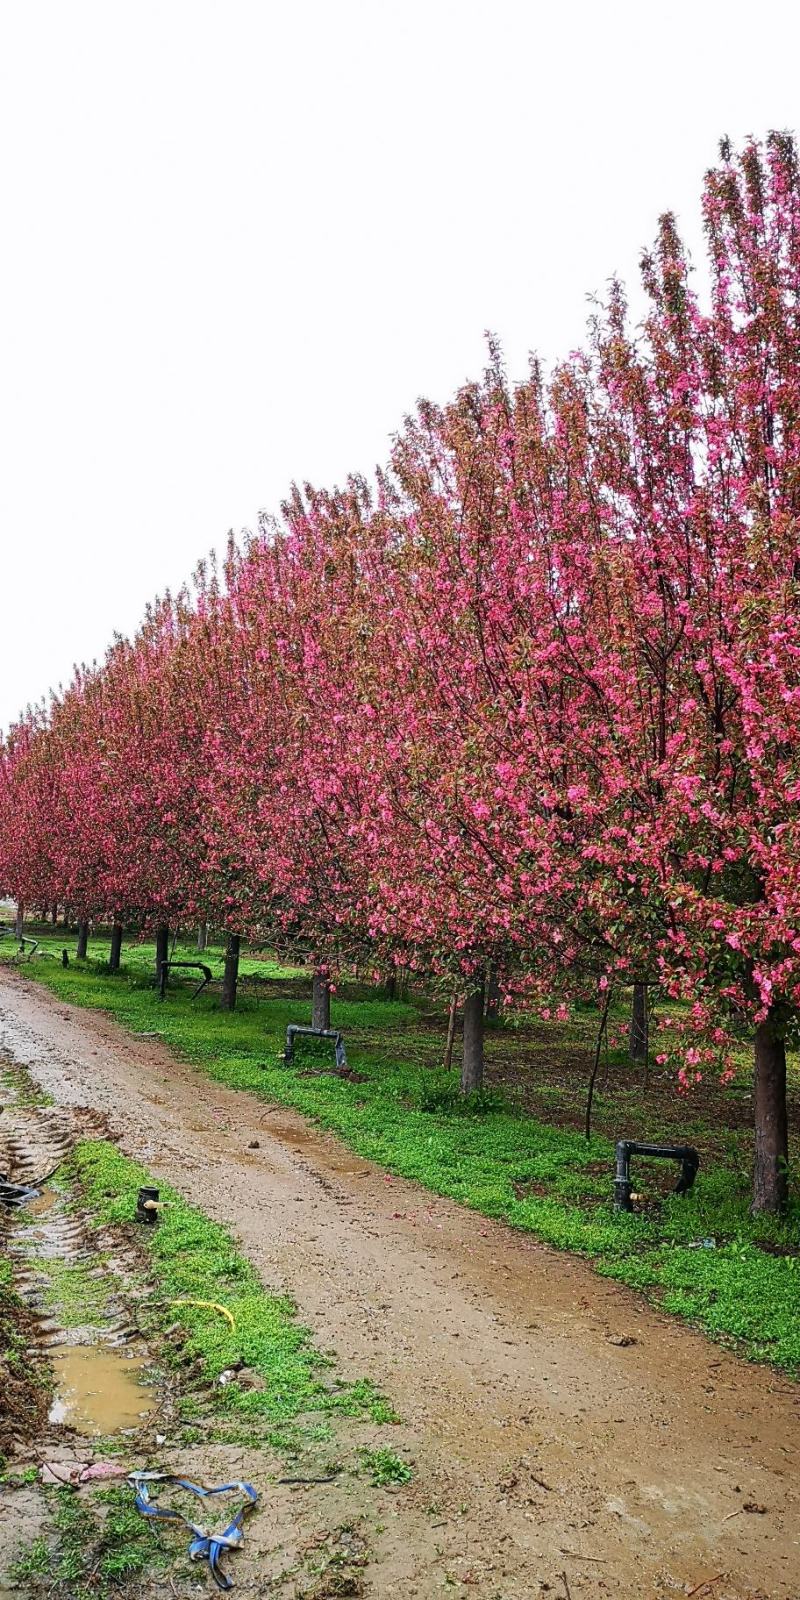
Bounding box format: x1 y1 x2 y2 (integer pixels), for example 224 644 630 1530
136 1185 160 1225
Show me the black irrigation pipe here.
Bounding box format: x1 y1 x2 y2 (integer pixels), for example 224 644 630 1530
283 1024 349 1071
613 1141 700 1212
158 959 213 1000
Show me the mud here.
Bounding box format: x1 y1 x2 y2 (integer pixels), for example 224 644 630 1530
0 1290 50 1456
0 969 799 1598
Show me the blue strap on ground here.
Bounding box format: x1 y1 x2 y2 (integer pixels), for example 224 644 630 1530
129 1471 258 1590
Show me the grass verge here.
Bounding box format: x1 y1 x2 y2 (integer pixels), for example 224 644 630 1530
72 1138 396 1439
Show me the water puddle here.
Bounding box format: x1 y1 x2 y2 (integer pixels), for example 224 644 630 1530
27 1188 56 1216
260 1115 372 1177
260 1117 323 1151
47 1345 156 1435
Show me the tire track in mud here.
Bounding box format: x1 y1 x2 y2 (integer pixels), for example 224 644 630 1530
0 1059 156 1439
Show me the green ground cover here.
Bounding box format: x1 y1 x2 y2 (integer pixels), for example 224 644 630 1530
3 928 798 1373
73 1138 394 1437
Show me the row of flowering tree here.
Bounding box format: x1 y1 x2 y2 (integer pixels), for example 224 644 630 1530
1 134 798 1213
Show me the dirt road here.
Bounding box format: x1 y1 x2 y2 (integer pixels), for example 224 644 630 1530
1 969 798 1599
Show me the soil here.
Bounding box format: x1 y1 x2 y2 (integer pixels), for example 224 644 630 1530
489 1037 798 1147
380 995 800 1152
1 968 799 1599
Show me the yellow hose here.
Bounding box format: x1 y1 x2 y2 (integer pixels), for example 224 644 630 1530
167 1298 237 1331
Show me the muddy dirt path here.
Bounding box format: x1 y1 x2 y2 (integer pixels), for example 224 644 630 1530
1 970 798 1600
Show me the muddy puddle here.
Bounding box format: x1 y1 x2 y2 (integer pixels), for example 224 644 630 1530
48 1345 156 1435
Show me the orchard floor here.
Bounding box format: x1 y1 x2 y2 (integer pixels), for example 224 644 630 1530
0 970 798 1599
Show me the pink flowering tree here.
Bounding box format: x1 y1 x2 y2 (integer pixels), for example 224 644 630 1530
541 133 800 1211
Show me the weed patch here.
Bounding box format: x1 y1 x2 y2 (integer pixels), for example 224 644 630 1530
358 1447 413 1486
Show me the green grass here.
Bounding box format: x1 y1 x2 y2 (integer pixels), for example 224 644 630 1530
72 1139 395 1434
5 931 800 1374
41 1257 115 1329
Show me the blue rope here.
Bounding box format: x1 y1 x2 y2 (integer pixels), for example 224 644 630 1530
129 1472 258 1590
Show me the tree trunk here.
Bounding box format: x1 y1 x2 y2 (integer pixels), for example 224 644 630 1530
76 921 89 959
197 922 208 952
752 1015 789 1214
312 969 331 1031
461 975 485 1094
629 983 648 1062
155 924 170 994
109 924 123 972
14 903 24 941
221 932 241 1011
443 991 458 1071
485 967 502 1022
51 903 58 926
384 970 397 1001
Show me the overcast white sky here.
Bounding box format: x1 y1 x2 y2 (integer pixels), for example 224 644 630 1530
1 0 798 730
